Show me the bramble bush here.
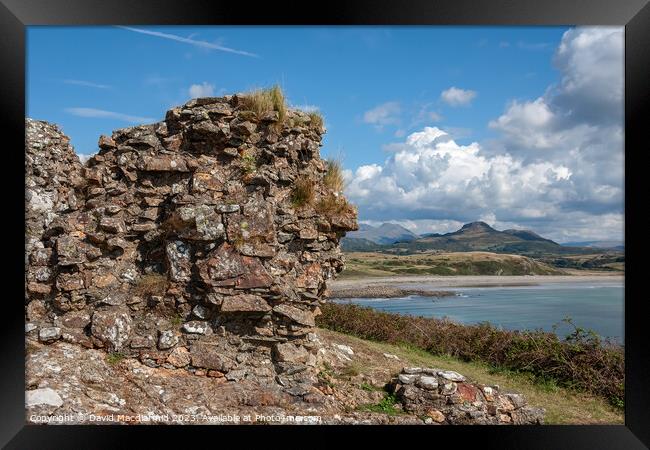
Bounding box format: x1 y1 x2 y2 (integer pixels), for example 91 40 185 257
316 302 624 408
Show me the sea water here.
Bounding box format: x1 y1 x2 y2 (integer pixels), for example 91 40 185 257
334 280 624 343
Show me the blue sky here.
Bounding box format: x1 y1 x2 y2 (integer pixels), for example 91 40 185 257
27 26 624 242
27 26 566 165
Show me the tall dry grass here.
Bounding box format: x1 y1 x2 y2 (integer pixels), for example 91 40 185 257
323 158 345 193
308 111 324 130
291 176 315 208
239 84 287 124
133 273 168 297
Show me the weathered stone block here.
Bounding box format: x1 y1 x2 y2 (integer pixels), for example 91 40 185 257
273 304 315 327
190 342 234 371
158 330 179 349
38 327 61 343
90 308 132 351
221 294 271 313
138 155 189 172
273 342 310 364
99 217 126 234
165 241 192 283
61 311 91 329
167 346 191 367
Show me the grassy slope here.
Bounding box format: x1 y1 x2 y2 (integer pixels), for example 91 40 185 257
319 328 623 425
340 251 563 279
538 253 625 272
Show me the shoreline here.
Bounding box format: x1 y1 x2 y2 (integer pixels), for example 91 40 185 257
328 273 623 298
328 285 456 299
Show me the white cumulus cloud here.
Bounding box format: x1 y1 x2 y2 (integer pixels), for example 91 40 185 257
488 27 624 215
345 126 572 227
188 82 215 98
363 102 401 129
440 87 477 106
346 27 624 242
77 153 97 165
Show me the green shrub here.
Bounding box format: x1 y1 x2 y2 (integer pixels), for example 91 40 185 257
317 302 625 408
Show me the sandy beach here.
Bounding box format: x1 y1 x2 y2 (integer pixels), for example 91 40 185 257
328 273 623 298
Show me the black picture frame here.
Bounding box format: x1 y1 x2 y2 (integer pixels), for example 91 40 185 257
2 0 648 447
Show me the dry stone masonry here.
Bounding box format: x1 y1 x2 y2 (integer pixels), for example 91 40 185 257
390 367 544 424
25 94 358 397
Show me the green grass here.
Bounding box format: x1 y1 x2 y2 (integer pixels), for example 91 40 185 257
169 313 183 327
106 352 126 365
321 361 335 375
318 362 336 388
315 194 356 218
360 382 379 392
357 393 402 415
338 361 362 378
241 151 257 174
338 266 395 279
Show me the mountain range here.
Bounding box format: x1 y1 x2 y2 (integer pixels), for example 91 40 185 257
345 222 419 245
342 221 623 257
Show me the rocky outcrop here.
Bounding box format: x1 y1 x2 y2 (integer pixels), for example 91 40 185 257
24 331 547 425
25 94 358 397
389 367 545 425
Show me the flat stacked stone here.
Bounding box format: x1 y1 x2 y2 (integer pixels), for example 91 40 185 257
24 95 358 396
390 367 545 425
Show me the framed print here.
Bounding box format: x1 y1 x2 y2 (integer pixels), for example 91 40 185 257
2 0 649 447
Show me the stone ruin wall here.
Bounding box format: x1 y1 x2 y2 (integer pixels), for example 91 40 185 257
25 95 358 395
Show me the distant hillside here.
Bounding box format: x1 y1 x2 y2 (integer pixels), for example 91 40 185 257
502 229 556 244
341 237 385 252
345 222 418 245
386 221 610 257
420 232 443 238
340 251 563 278
562 240 625 251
